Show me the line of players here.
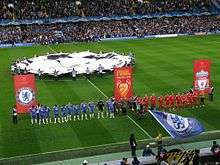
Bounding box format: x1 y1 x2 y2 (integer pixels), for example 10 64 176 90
29 99 115 125
29 91 210 124
131 91 204 112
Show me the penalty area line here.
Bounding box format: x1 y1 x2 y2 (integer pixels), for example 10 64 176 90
87 79 108 99
127 115 153 139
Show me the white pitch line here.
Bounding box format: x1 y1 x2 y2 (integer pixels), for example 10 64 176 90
46 45 58 53
87 79 108 99
46 45 108 100
1 129 219 161
201 130 220 134
127 115 153 139
0 138 153 161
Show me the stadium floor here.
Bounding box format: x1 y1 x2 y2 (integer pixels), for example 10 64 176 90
0 35 220 160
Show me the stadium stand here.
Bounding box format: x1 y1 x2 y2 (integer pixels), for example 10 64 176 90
0 15 220 45
0 1 220 164
0 0 213 20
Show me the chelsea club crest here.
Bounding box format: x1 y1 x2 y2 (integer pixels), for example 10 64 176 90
16 87 35 105
167 114 189 132
166 113 193 137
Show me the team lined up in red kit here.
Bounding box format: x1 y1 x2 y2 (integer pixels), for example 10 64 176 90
136 91 200 111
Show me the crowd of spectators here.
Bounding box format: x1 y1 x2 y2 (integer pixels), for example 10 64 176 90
0 0 213 20
0 15 220 45
211 140 220 160
119 140 220 165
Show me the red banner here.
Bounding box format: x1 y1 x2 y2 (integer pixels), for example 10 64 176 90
193 60 211 94
114 66 133 101
13 74 37 113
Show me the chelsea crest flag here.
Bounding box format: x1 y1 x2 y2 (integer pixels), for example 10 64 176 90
149 111 204 138
13 74 37 113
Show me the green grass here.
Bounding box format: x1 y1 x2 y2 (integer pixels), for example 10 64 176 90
0 35 220 158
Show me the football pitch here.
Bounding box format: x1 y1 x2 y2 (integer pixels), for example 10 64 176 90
0 35 220 160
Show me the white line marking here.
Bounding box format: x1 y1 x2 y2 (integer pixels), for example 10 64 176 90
46 45 58 53
127 115 153 139
0 138 153 161
1 130 219 161
46 45 108 100
201 130 220 134
87 79 108 99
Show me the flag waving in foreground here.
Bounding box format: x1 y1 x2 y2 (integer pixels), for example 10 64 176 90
149 111 204 138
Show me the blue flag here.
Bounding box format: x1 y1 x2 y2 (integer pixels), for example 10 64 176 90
149 111 204 138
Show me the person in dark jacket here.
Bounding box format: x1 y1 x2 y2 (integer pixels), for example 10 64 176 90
132 156 140 165
120 157 128 165
142 144 155 157
129 133 137 157
211 140 220 159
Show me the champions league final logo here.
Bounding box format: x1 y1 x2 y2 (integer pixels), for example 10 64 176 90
16 87 35 105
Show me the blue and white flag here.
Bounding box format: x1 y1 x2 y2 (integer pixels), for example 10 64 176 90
149 111 204 138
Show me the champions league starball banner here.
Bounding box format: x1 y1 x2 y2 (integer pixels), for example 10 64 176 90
149 111 204 138
13 74 37 113
114 66 133 101
193 60 211 94
12 51 133 76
